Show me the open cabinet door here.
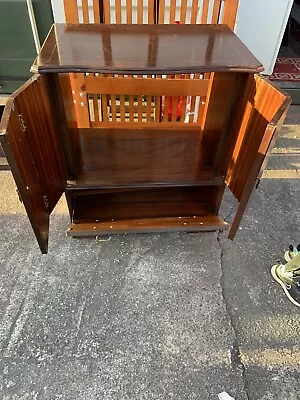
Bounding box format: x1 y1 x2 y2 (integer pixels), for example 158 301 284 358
0 75 66 253
225 74 291 239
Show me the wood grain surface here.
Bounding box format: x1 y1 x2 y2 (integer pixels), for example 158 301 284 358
32 24 263 75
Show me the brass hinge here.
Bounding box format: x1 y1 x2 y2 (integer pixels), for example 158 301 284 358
18 113 26 132
43 195 49 210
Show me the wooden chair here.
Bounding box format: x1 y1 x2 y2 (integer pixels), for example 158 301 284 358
62 0 239 127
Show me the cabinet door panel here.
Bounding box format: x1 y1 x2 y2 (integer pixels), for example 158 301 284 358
0 75 66 253
225 74 290 239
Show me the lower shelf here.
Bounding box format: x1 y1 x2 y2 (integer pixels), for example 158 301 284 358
67 186 227 237
67 216 228 237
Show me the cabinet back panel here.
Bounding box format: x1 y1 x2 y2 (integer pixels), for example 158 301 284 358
70 127 219 187
58 73 242 187
60 72 239 184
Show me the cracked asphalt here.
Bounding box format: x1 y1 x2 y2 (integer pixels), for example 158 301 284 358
0 107 299 399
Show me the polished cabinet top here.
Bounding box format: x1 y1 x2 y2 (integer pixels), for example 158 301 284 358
32 23 263 74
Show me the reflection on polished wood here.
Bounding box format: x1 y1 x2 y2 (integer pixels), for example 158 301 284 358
32 23 263 74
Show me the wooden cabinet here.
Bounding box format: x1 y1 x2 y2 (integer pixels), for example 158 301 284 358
0 23 290 253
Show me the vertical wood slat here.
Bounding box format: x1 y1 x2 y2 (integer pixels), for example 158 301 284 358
158 0 165 23
196 95 206 124
63 0 79 23
211 0 222 24
137 0 143 23
103 0 111 22
148 0 155 23
163 97 170 122
191 0 199 24
136 75 143 123
110 94 117 122
155 75 161 122
120 95 125 122
222 0 239 29
197 73 206 124
93 0 101 23
115 0 122 23
101 94 108 121
189 96 196 122
197 96 205 123
146 96 152 121
126 0 132 23
138 96 143 122
189 73 200 123
92 95 100 121
155 96 161 122
82 0 90 23
169 0 176 23
128 94 134 122
172 97 178 122
201 0 210 23
129 95 135 122
180 96 187 122
99 73 107 122
180 0 187 23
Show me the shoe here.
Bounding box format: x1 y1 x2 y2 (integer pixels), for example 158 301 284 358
284 244 300 262
271 250 300 308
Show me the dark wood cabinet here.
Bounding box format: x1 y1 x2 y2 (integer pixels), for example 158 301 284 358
0 23 290 253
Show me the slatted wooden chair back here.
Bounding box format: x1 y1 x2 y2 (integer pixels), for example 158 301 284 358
63 0 101 23
63 0 155 24
103 0 155 24
63 0 238 29
158 0 238 28
71 74 209 128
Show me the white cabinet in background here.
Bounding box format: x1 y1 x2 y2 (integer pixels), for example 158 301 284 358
235 0 294 75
